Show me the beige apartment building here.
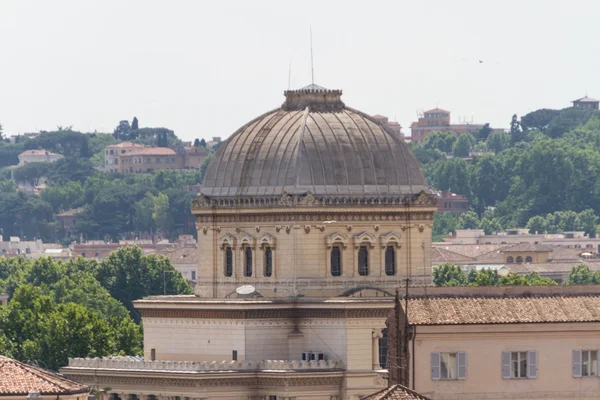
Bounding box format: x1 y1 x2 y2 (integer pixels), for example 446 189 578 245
390 285 600 400
103 142 209 174
60 84 436 400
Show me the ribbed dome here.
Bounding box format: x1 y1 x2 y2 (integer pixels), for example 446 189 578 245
202 86 428 197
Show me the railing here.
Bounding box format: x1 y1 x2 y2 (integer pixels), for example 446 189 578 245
67 357 344 372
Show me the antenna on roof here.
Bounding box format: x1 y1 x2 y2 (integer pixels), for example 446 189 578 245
310 26 315 84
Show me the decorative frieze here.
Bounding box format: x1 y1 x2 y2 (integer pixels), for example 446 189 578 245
139 308 391 320
191 190 437 210
196 211 433 224
67 357 344 372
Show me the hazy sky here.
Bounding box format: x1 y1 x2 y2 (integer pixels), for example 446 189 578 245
1 0 599 142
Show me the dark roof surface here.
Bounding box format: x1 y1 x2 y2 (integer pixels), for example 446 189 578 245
0 356 88 395
406 293 600 325
361 384 433 400
202 88 427 197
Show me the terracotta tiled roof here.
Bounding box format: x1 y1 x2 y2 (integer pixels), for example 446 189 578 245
406 292 600 325
502 242 553 253
431 247 474 263
0 356 88 395
159 247 198 264
361 384 433 400
124 148 176 156
434 244 506 259
106 141 144 148
424 107 450 114
18 150 62 157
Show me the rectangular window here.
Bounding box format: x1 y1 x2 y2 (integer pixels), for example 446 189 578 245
512 351 527 378
358 245 369 276
191 270 196 280
574 349 598 377
385 246 396 276
441 352 457 379
225 247 233 277
431 352 466 380
244 247 252 277
268 397 277 400
264 247 273 277
232 350 238 361
150 348 156 361
331 246 342 276
156 158 161 163
503 351 536 379
583 350 597 376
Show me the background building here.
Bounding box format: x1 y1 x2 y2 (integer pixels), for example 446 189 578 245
572 96 599 110
17 149 63 166
410 108 484 142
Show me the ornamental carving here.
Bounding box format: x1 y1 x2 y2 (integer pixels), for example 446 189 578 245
259 233 276 249
326 232 348 249
219 233 236 250
298 191 317 206
353 231 376 249
140 308 391 320
191 193 210 208
380 232 402 248
412 190 437 206
304 225 311 234
279 192 293 206
239 232 256 249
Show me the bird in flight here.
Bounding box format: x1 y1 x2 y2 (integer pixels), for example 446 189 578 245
323 220 337 224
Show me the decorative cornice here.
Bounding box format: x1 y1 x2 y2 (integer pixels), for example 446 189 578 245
140 308 391 320
195 211 433 224
62 373 344 388
191 191 437 211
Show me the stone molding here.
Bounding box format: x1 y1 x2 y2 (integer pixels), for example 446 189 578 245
192 191 436 210
139 308 391 320
326 232 348 249
67 357 344 372
196 211 434 224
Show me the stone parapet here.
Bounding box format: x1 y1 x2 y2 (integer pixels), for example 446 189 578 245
67 357 344 372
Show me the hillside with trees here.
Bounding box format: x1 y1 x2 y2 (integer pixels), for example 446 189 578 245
0 119 211 243
417 107 600 241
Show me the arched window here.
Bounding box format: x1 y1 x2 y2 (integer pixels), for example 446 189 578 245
385 246 396 276
244 247 253 277
525 256 532 263
264 247 273 277
358 245 369 276
379 328 388 369
331 246 342 276
507 256 514 263
225 247 233 277
516 256 523 263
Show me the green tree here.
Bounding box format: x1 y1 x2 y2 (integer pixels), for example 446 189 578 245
95 247 192 321
567 264 593 284
200 138 207 147
486 131 510 154
479 217 502 235
433 263 466 287
113 120 132 141
458 210 480 229
152 192 170 234
432 212 459 242
132 117 139 131
422 131 457 153
452 133 476 157
510 114 525 144
477 123 493 141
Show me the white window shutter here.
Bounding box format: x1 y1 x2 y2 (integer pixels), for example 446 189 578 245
502 351 511 379
528 350 538 379
572 349 582 378
431 352 441 380
457 352 467 380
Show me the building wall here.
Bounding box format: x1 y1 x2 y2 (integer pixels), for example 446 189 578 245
503 251 550 264
18 153 63 166
411 323 600 400
117 154 184 174
195 209 433 298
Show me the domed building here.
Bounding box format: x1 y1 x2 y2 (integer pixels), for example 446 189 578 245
194 84 434 298
62 86 436 400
